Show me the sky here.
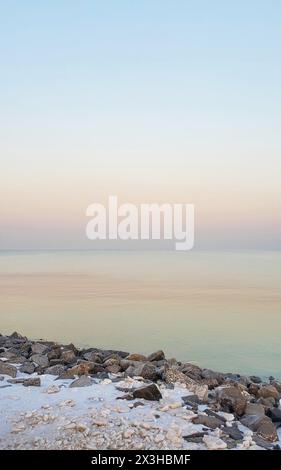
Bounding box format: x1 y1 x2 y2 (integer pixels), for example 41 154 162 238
0 0 280 250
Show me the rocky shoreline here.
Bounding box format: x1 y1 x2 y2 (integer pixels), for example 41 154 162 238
0 332 281 450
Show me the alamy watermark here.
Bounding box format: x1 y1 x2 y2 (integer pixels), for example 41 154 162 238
86 196 194 251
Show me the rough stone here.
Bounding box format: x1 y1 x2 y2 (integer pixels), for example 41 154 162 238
30 354 49 368
0 361 17 378
69 375 93 388
19 362 36 375
126 362 158 381
147 350 165 362
241 414 277 442
133 383 162 401
221 423 243 440
61 349 77 364
267 407 281 423
203 434 227 450
217 386 247 416
31 343 49 355
125 353 147 362
192 414 223 429
164 368 208 401
45 364 65 376
257 385 279 401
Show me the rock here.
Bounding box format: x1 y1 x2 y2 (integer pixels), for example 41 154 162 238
244 402 265 417
147 350 165 362
203 435 227 450
217 386 247 416
125 353 147 362
221 423 243 440
47 347 61 360
69 375 93 388
183 431 206 443
31 343 49 355
267 407 281 423
202 378 220 389
106 364 122 374
258 385 279 401
205 409 226 423
126 362 158 381
270 380 281 394
182 394 202 410
82 350 103 363
192 414 223 429
248 383 260 396
164 368 208 401
45 364 65 376
249 375 262 384
23 377 41 387
61 349 77 364
257 397 276 409
10 331 25 340
133 383 162 401
180 363 202 381
68 361 103 376
201 368 224 385
241 414 277 442
30 354 49 368
19 362 35 374
0 361 17 378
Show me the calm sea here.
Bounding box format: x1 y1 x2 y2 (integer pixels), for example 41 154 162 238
1 250 280 378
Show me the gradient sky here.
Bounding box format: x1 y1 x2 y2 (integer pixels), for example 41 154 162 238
1 1 280 249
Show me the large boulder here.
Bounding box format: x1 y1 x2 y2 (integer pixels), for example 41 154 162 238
147 350 165 362
217 386 247 416
31 343 49 355
241 414 277 442
257 385 279 401
30 354 49 368
126 362 159 381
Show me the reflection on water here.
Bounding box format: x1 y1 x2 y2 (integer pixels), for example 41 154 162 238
1 250 281 378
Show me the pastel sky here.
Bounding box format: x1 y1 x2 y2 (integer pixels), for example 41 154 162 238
1 1 280 249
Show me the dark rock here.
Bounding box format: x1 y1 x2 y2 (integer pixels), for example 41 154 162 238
252 434 275 450
92 371 109 380
0 361 17 378
201 369 224 385
183 432 206 443
67 361 103 376
83 351 103 363
133 383 162 401
31 343 49 355
221 423 243 440
69 375 93 388
249 375 262 384
147 350 165 362
248 383 260 396
47 347 62 360
241 414 277 442
126 362 159 381
192 414 223 429
205 409 226 423
270 380 281 394
267 407 281 423
180 363 202 381
30 354 49 368
217 386 247 416
19 362 36 374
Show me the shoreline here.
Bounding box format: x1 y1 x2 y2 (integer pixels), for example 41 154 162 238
0 331 280 450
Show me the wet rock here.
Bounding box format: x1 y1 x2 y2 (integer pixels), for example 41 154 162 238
133 383 162 401
147 350 165 362
125 353 147 362
192 414 223 429
30 354 49 368
0 361 17 378
45 364 65 376
257 385 279 401
267 407 281 423
164 368 208 401
19 362 36 375
69 375 93 388
31 343 49 355
217 386 247 416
